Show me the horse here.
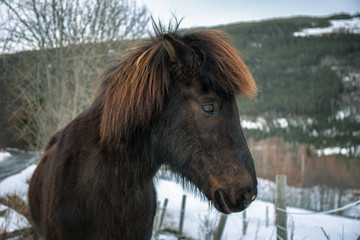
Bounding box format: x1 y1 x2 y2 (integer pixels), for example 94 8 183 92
28 25 258 239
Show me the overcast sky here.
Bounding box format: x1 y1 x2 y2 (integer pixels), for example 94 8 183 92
139 0 360 28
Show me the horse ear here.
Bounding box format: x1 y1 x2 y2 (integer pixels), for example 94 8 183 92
163 34 189 63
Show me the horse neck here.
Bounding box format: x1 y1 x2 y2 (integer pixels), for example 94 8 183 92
92 98 160 192
106 136 159 187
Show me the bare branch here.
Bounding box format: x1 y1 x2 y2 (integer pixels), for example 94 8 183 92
1 0 149 52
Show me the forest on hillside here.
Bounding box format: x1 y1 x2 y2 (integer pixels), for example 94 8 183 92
215 14 360 115
211 14 360 154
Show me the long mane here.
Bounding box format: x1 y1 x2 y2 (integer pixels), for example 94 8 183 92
98 28 257 144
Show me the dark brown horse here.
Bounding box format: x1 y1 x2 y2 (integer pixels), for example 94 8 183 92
28 26 258 239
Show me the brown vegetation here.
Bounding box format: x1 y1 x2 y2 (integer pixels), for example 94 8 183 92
0 194 29 221
0 194 36 239
248 137 360 189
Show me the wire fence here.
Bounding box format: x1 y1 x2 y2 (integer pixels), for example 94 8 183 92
154 194 359 240
275 175 360 240
153 174 359 240
277 199 360 215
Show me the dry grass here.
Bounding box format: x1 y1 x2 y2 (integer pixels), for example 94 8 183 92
0 194 30 221
0 194 37 239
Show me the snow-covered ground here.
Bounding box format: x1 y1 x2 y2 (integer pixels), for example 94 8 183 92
0 204 29 233
294 17 360 37
0 164 359 239
0 164 36 201
0 164 35 233
156 180 360 240
256 178 360 219
0 151 11 162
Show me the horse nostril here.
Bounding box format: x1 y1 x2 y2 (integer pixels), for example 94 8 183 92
213 187 257 213
252 194 256 201
236 188 256 209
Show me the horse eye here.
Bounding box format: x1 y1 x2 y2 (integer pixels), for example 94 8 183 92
202 104 215 114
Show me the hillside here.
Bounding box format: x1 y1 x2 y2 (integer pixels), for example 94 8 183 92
210 14 360 154
215 14 360 115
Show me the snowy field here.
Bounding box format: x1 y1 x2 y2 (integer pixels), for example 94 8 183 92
293 17 360 37
156 180 360 240
0 156 359 239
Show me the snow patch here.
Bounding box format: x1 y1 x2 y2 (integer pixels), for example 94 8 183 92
241 117 269 131
273 118 288 128
336 109 352 120
294 18 360 37
316 147 350 156
0 151 11 162
241 120 264 130
0 204 30 233
0 164 36 201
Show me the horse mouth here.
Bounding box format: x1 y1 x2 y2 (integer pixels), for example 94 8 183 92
213 189 232 214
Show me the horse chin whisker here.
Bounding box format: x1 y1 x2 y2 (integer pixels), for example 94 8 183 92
214 189 232 214
159 171 208 201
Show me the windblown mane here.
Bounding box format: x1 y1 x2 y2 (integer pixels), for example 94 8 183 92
98 28 257 144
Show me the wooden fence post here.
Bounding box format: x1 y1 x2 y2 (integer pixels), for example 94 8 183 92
242 210 247 236
265 206 269 227
276 175 287 240
214 214 228 240
155 198 168 239
153 201 160 237
178 195 186 240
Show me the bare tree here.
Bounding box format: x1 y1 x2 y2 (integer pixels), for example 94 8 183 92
0 0 150 150
0 0 149 51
